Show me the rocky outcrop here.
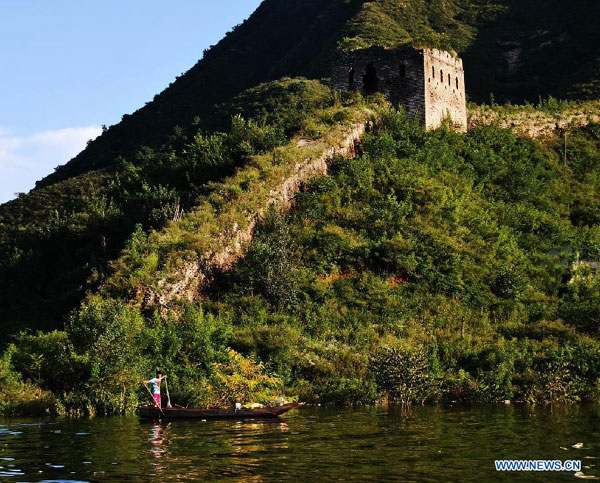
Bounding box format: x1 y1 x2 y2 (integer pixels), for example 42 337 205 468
141 121 370 311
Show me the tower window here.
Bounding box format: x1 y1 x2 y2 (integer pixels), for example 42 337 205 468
432 66 435 78
362 62 379 94
456 77 459 89
440 69 444 82
448 73 451 85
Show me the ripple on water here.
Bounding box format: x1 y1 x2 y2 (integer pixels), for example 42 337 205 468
575 471 599 480
0 469 25 477
1 406 600 481
39 480 89 483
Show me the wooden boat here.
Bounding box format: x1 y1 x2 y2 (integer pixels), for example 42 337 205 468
137 402 303 420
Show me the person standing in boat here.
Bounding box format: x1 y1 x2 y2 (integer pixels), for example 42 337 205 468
144 372 167 408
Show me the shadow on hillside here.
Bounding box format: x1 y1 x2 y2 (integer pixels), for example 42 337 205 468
462 0 600 103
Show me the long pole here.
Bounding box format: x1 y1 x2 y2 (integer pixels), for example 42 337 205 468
165 378 172 408
143 383 164 416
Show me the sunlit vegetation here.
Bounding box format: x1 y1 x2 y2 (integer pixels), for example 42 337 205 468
3 105 600 414
212 109 600 406
4 0 600 332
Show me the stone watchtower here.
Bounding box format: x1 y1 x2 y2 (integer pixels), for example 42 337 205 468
332 46 467 132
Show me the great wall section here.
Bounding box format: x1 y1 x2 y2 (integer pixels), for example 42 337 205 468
468 105 600 138
140 120 371 311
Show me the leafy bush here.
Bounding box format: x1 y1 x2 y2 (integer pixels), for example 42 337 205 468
207 349 283 406
371 347 440 405
233 208 298 309
0 345 61 416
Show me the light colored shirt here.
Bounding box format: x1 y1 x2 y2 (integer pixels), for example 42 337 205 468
149 378 161 395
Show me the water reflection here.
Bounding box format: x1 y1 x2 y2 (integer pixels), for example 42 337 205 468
1 405 600 480
147 421 171 474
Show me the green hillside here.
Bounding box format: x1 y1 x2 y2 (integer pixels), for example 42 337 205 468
3 104 600 415
0 78 339 332
0 0 598 334
4 0 600 334
2 0 600 415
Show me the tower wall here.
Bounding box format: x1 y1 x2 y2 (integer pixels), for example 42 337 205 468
332 47 425 124
422 49 467 131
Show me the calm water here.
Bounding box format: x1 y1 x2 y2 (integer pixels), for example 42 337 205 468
1 405 600 481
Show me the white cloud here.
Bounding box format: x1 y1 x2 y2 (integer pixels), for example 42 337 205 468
0 126 102 204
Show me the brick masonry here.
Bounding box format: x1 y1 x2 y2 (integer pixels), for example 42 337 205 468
332 47 467 131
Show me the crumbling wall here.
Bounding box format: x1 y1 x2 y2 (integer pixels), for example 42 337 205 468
141 121 370 311
332 47 467 131
468 105 600 138
332 47 426 124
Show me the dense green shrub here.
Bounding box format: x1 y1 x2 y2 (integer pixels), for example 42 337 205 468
233 208 299 309
0 345 61 416
371 347 440 405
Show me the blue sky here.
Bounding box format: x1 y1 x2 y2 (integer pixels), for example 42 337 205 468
0 0 262 203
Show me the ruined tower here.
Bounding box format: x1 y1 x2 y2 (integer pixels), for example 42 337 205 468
332 47 467 132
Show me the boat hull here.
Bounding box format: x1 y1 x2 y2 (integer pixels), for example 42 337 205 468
137 402 302 420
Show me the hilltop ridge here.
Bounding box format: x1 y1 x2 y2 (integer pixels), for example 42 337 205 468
34 0 600 192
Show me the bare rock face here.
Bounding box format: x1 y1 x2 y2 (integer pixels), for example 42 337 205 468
141 121 369 312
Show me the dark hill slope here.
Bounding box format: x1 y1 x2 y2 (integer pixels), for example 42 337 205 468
463 0 600 103
35 0 505 190
36 0 600 192
36 0 365 189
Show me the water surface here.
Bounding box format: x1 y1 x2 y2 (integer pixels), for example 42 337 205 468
1 405 599 481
